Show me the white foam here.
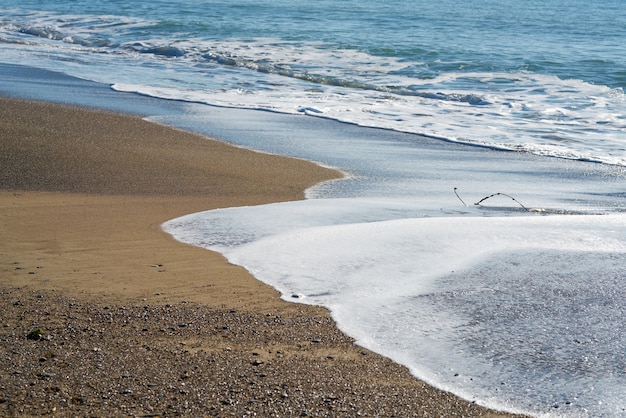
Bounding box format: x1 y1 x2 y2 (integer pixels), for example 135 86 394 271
112 68 626 165
164 199 626 416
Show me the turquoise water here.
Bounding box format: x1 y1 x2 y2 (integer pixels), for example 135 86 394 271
1 0 625 163
3 2 626 416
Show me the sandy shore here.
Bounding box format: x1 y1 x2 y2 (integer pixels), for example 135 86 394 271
0 97 520 416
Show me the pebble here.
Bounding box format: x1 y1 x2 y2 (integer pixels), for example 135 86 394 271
0 288 513 418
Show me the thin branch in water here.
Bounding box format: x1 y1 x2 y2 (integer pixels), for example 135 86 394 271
474 192 530 212
454 187 467 207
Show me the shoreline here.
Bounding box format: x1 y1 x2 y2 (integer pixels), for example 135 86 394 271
1 97 520 416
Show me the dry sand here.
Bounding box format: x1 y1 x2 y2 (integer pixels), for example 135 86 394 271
0 97 521 416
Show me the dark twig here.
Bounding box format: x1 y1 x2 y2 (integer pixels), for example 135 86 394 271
453 187 467 207
474 192 530 212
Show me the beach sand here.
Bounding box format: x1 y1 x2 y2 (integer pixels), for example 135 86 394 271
0 97 520 416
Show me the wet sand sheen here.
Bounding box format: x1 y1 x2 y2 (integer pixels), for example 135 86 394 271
0 97 520 416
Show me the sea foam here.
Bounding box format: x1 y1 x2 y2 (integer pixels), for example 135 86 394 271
164 200 626 417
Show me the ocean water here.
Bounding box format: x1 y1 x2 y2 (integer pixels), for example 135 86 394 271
1 0 625 164
2 1 626 416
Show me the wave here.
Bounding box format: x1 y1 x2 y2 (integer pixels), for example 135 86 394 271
2 10 625 166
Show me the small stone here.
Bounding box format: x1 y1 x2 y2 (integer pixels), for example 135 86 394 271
26 327 44 340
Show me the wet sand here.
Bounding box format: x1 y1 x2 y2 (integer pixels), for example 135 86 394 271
0 97 520 416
